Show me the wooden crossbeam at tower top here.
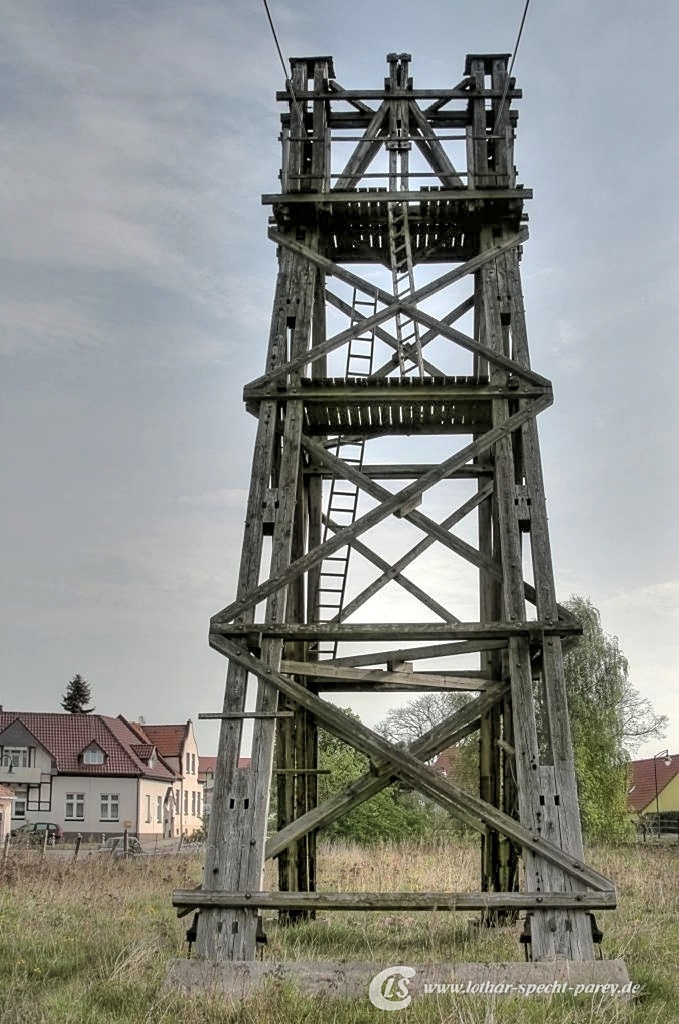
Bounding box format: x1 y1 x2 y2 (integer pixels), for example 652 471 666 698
177 52 617 969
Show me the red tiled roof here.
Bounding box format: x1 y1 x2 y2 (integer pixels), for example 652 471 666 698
138 723 189 758
122 718 152 743
627 754 679 813
0 711 177 781
0 784 14 799
432 747 460 777
198 755 251 778
130 743 155 761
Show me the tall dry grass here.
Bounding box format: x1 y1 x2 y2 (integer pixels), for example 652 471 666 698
0 839 677 1022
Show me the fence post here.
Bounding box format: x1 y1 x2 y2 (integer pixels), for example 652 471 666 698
73 834 82 863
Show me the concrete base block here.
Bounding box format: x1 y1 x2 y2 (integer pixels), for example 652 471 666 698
165 957 634 1006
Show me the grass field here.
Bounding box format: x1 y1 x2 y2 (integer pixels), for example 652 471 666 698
0 839 677 1022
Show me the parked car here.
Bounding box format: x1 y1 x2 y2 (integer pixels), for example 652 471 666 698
11 821 63 844
98 835 145 857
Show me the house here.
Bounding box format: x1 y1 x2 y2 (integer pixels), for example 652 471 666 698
0 710 178 841
0 784 14 842
198 754 251 822
627 753 679 831
125 719 204 838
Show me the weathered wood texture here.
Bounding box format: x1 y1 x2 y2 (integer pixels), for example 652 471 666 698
196 52 615 966
176 890 616 912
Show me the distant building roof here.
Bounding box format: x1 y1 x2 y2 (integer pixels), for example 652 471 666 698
199 753 251 774
627 754 679 813
0 784 14 799
0 711 176 781
137 723 191 758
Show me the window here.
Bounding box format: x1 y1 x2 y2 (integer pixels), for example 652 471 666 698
183 790 188 816
13 798 26 818
185 753 190 774
100 794 119 821
65 793 84 820
175 788 180 809
191 790 196 816
83 747 105 765
156 796 162 823
196 792 201 818
191 753 196 774
2 747 30 768
145 795 151 823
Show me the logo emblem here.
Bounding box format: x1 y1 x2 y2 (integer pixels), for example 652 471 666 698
368 966 416 1010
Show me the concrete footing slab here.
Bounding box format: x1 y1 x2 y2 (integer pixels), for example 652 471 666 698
165 957 634 1006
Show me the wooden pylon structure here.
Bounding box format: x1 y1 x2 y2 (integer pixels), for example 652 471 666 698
174 52 617 966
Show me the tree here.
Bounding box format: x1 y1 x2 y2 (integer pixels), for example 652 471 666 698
562 596 666 841
377 692 479 836
61 674 94 714
316 711 434 844
378 691 472 745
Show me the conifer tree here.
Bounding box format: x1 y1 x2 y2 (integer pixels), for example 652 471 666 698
61 674 94 714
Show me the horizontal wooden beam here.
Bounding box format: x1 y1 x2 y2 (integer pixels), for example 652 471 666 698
198 712 295 720
276 88 522 101
243 381 548 403
330 639 507 668
173 889 615 913
289 111 516 130
212 622 582 642
262 188 532 205
349 464 492 479
279 660 491 692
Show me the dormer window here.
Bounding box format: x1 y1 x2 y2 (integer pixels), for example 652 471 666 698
2 747 30 768
82 745 105 765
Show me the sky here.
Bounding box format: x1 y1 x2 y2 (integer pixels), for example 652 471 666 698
1 0 678 763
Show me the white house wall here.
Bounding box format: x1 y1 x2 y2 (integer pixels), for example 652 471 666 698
136 777 177 842
49 776 140 840
179 723 203 838
0 796 12 841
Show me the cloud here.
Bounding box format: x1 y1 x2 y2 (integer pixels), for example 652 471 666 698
0 0 280 365
176 488 249 510
0 296 108 356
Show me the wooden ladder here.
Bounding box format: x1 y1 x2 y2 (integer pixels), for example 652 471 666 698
387 201 425 377
316 288 377 658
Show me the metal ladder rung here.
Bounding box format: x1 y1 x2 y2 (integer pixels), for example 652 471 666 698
328 497 359 507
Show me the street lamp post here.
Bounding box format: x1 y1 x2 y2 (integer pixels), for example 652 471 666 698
653 749 672 838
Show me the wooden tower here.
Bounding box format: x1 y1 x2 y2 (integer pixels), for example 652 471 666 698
175 53 616 965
